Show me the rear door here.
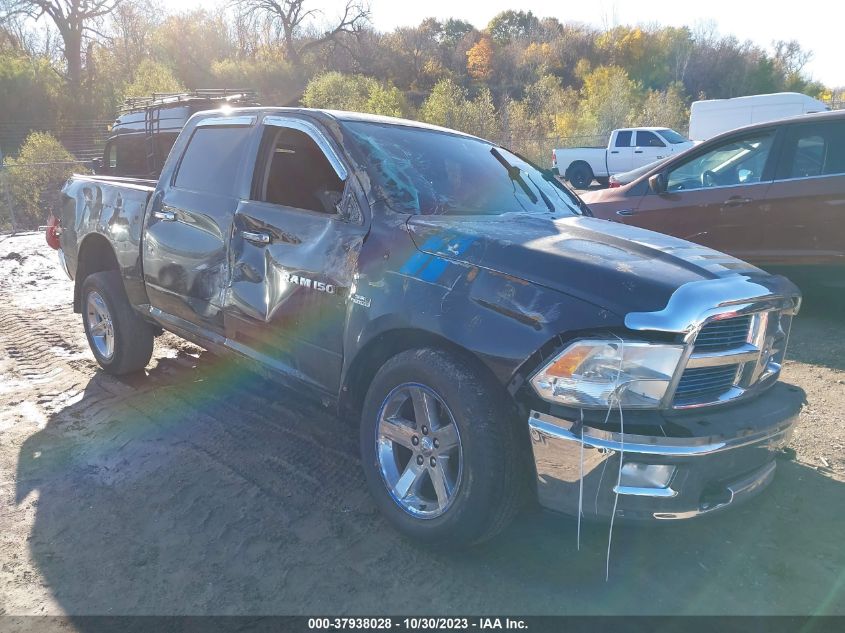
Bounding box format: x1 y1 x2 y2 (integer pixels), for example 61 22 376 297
224 115 367 393
762 118 845 271
143 115 255 335
606 130 634 174
617 128 778 262
633 130 669 168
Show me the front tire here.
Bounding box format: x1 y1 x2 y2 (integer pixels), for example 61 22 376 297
81 271 154 374
360 348 525 546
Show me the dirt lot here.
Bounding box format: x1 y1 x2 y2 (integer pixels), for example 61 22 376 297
1 231 843 617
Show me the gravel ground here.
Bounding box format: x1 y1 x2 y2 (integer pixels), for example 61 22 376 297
0 232 843 617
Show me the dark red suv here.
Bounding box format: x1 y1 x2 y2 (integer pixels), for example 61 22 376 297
582 110 845 288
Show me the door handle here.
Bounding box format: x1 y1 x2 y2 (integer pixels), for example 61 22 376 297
610 150 620 154
724 196 753 207
634 150 644 154
616 208 636 216
153 210 176 222
242 230 271 245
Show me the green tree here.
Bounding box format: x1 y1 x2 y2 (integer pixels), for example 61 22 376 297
0 52 63 126
419 78 498 139
577 65 643 137
211 52 297 105
4 132 81 229
123 59 183 98
150 9 233 88
636 82 689 133
487 10 539 43
302 71 410 117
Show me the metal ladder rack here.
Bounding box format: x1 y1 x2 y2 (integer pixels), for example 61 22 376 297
143 105 161 177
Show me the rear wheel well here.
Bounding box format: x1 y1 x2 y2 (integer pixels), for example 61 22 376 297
340 329 502 423
74 234 119 313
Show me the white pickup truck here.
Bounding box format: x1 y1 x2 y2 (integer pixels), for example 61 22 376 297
553 127 694 189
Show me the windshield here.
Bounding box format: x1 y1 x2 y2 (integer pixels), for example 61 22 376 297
658 129 690 144
342 120 582 216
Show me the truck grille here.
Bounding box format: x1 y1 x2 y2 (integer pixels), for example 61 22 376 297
670 309 793 408
693 315 752 351
674 365 740 401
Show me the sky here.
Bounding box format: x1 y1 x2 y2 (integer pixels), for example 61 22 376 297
170 0 844 87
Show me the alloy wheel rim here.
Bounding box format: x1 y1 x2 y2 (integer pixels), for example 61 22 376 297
376 383 463 519
86 290 115 360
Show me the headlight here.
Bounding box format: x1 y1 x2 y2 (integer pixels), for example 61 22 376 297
530 339 683 409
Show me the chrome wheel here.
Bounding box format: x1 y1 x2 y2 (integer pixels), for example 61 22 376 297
86 290 114 360
376 383 463 519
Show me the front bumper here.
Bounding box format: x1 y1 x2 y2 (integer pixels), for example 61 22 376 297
528 382 803 520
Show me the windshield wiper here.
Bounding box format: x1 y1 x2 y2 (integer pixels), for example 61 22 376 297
510 149 592 215
524 172 556 212
490 147 538 205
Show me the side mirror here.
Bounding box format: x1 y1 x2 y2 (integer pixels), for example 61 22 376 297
648 173 667 194
90 157 103 174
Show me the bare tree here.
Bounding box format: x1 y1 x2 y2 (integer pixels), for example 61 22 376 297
233 0 370 69
1 0 122 92
773 39 812 77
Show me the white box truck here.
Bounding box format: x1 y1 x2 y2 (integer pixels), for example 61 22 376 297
689 92 829 141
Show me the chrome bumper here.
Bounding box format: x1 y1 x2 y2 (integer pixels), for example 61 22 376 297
528 383 802 520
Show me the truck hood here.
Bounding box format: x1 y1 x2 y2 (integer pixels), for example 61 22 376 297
406 213 769 317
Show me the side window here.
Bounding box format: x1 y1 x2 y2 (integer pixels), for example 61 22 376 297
254 126 346 214
778 121 845 179
792 135 825 178
636 131 665 147
615 131 633 148
666 131 775 192
174 126 252 196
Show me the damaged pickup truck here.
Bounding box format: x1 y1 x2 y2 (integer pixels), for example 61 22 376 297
50 107 804 545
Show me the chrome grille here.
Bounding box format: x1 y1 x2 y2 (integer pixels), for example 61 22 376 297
693 315 752 351
674 364 740 402
670 308 792 408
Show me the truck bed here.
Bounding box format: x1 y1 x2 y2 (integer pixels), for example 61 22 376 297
58 173 158 309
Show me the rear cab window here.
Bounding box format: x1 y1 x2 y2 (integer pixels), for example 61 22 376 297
174 126 253 196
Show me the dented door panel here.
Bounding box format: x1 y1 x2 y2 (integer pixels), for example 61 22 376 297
226 199 366 392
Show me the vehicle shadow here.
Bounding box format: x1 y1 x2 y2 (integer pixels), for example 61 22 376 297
14 348 845 616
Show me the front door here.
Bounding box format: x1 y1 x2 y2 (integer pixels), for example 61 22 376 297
143 116 255 334
633 130 669 168
224 116 367 393
619 128 778 263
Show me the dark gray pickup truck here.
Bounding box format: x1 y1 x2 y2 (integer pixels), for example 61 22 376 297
50 107 804 545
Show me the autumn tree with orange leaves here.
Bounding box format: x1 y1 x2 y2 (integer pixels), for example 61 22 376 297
466 35 493 81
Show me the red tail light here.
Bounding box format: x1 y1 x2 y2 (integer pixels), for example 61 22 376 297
552 150 557 167
46 214 61 250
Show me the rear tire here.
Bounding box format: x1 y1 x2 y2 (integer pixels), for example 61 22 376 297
360 348 525 547
81 270 153 375
567 162 593 189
